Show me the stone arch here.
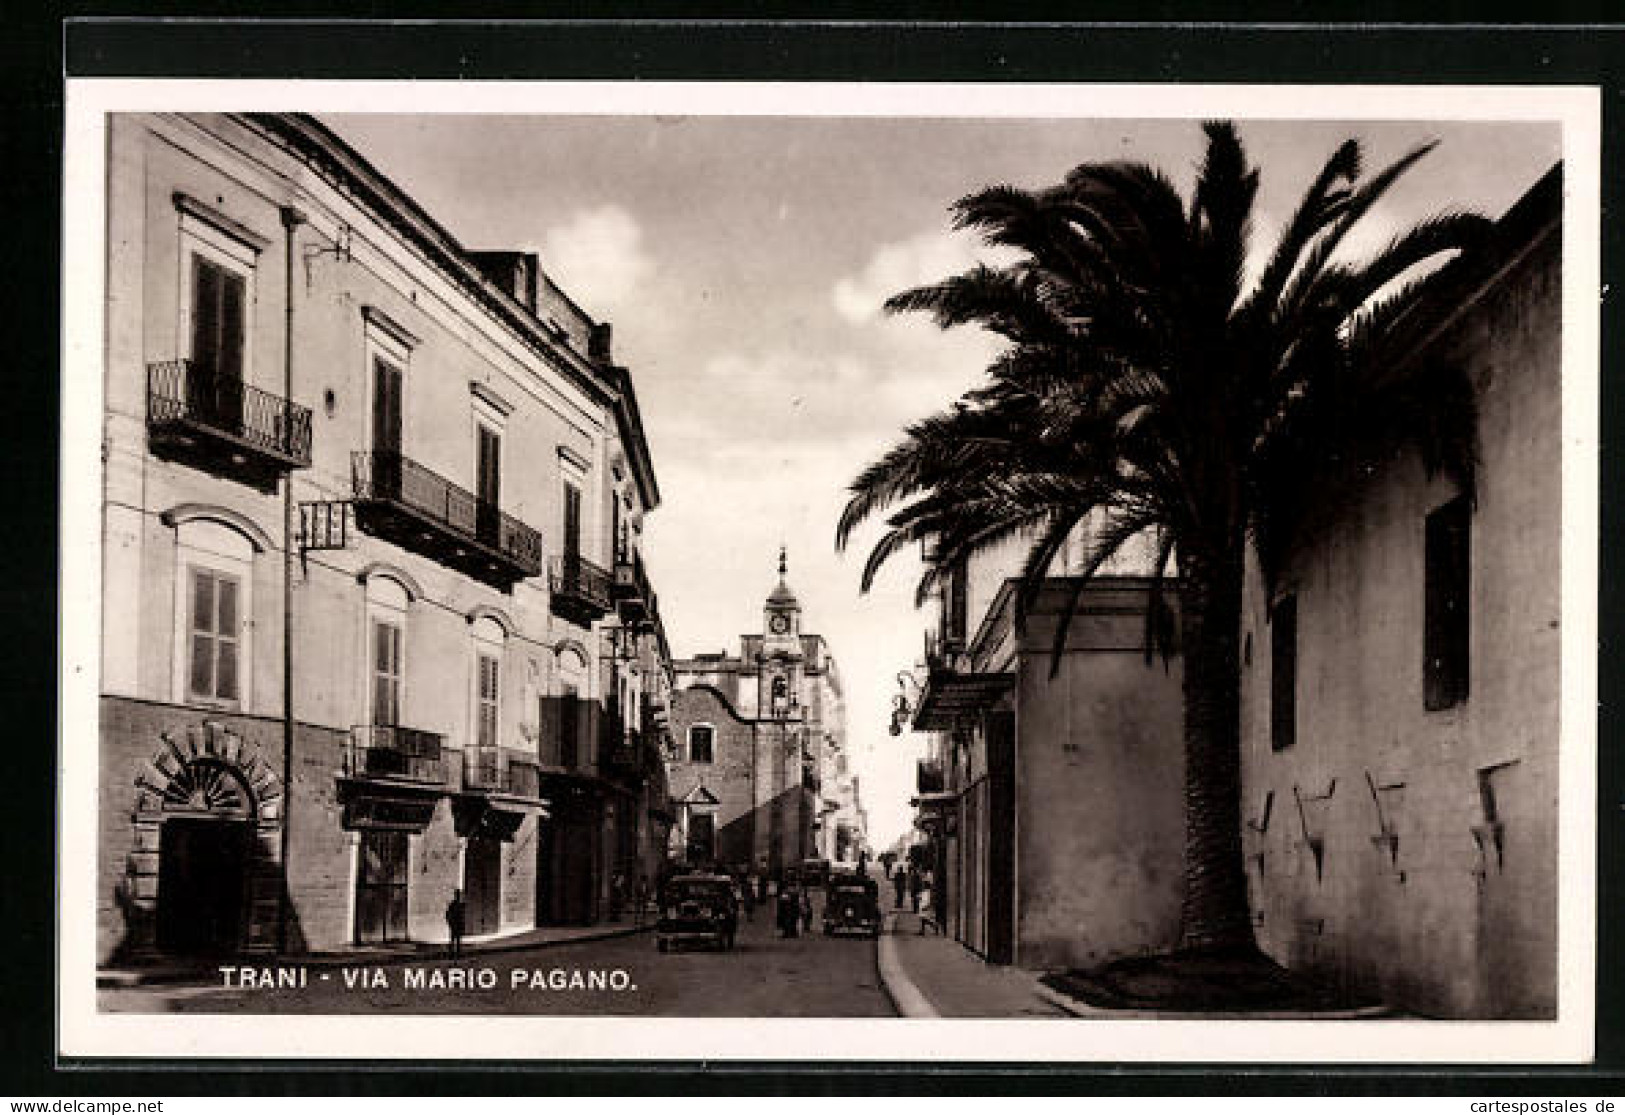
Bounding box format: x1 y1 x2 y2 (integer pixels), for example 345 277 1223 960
554 638 590 674
159 503 274 553
466 605 515 638
126 721 285 956
356 562 424 601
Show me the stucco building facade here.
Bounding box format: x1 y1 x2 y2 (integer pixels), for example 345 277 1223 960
1237 166 1562 1019
98 112 673 964
909 528 1179 970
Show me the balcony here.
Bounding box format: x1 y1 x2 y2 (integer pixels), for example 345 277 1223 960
147 360 312 487
344 725 446 785
351 451 543 590
613 549 654 623
463 747 543 800
550 552 613 626
917 759 946 795
454 746 547 840
601 724 645 779
924 628 966 672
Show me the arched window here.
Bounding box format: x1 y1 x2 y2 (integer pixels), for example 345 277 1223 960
470 615 506 751
689 724 715 764
364 573 412 727
170 514 260 709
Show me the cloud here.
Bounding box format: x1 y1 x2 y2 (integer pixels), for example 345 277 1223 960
540 205 653 311
832 228 1016 325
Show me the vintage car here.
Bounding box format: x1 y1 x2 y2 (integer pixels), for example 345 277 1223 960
797 857 832 888
656 873 739 952
822 871 882 938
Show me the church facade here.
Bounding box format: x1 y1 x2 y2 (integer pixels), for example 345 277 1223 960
666 553 862 878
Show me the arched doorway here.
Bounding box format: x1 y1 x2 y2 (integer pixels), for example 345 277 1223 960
129 722 284 957
155 759 254 955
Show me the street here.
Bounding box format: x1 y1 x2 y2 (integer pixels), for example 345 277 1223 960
99 891 895 1017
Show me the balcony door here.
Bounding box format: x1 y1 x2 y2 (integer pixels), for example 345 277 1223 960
563 481 582 560
188 254 246 431
372 357 404 499
476 425 501 546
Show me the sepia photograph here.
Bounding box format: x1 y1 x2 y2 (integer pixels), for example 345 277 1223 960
57 78 1598 1062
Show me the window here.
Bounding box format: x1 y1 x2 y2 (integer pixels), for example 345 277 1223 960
689 724 715 764
363 573 412 729
187 566 241 705
945 559 968 644
476 425 501 506
372 620 402 726
190 254 246 392
176 196 261 394
563 481 582 558
1424 496 1471 710
1270 594 1297 752
169 513 259 709
476 652 500 749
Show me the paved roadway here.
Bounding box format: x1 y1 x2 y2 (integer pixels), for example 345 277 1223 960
99 888 894 1017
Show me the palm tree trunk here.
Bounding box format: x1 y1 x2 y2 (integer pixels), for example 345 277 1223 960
1176 547 1258 953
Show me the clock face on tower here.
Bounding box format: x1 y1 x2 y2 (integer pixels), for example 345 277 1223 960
769 614 790 635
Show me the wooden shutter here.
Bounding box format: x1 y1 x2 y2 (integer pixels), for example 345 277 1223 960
563 483 582 557
372 358 403 455
373 620 401 726
477 426 501 508
478 653 500 749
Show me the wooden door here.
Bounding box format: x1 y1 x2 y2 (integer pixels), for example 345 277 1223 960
465 835 502 937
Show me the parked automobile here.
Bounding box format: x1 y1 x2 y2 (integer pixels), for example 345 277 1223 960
656 874 739 952
798 857 832 888
822 871 882 938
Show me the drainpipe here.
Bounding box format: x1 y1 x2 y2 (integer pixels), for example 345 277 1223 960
277 206 306 954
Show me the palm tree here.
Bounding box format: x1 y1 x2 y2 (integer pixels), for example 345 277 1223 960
837 122 1487 955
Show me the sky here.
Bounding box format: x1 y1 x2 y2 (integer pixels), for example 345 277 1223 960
322 112 1560 848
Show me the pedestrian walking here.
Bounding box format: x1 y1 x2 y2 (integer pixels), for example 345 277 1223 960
892 865 906 909
777 884 800 938
445 888 466 958
799 885 814 934
908 865 923 914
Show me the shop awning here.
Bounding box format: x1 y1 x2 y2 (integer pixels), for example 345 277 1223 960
911 668 1013 731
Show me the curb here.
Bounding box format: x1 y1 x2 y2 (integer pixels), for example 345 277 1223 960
97 923 651 989
1031 981 1395 1021
875 912 938 1019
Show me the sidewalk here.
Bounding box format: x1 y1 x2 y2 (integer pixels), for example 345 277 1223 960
97 917 652 988
877 910 1071 1018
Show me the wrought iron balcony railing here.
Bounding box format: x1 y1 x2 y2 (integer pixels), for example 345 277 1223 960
346 724 446 785
463 747 542 799
613 548 654 621
602 726 644 775
917 758 946 795
351 450 543 587
147 360 313 472
549 552 613 624
924 628 968 672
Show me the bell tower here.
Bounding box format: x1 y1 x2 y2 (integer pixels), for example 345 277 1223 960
760 547 804 719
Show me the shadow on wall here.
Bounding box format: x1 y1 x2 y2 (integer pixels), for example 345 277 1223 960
689 786 819 878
